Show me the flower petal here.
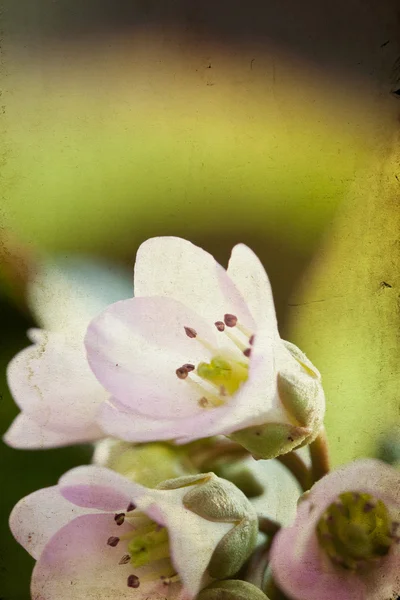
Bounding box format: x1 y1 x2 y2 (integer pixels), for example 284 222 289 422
270 460 400 600
227 243 278 330
271 505 400 600
306 459 400 513
134 237 254 328
58 466 147 511
3 413 101 449
134 485 231 596
85 296 220 418
9 486 94 560
28 255 132 338
31 513 175 600
6 330 107 438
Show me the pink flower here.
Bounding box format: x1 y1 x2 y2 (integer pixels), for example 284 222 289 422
4 256 131 448
85 237 325 457
270 459 400 600
10 467 253 600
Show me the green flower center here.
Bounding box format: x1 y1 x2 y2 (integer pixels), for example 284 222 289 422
197 355 249 397
177 314 254 409
317 492 396 570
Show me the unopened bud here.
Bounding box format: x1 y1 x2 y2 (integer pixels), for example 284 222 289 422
229 422 312 460
197 580 270 600
180 474 258 579
95 440 197 488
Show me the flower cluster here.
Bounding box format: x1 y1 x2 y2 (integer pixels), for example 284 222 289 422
5 238 399 600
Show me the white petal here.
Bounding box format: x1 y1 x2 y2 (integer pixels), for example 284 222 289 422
28 255 132 338
9 486 95 560
58 466 148 511
85 296 220 418
135 484 231 596
31 513 175 600
227 244 278 329
6 330 107 435
248 458 301 526
4 413 102 449
134 237 254 328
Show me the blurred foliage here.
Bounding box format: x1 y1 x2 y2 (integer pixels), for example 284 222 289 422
287 143 400 467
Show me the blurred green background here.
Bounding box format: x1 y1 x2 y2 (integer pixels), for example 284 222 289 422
1 0 399 598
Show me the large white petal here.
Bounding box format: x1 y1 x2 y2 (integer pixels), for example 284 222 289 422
58 466 147 511
4 413 102 449
134 237 254 328
85 296 221 418
31 513 178 600
9 486 95 560
227 243 278 330
6 330 107 435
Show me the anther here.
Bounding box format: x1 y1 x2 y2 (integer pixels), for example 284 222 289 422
176 366 189 379
363 502 375 513
183 363 195 372
127 502 136 512
114 513 125 526
119 554 131 565
198 397 209 407
127 574 140 588
215 321 225 331
243 348 251 357
184 326 197 338
107 536 120 547
249 335 255 345
224 314 238 327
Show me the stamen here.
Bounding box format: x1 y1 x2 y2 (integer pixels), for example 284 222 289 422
198 397 209 408
236 322 253 337
107 536 120 547
114 513 125 526
186 378 225 407
224 329 247 352
183 363 195 371
176 366 189 379
249 334 255 345
224 314 238 327
127 502 136 512
184 326 197 338
161 574 180 585
243 348 251 358
215 321 225 331
127 575 140 588
119 554 131 565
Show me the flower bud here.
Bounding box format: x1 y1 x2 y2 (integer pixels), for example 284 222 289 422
93 439 196 487
197 580 270 600
158 473 259 579
229 422 312 459
212 461 264 498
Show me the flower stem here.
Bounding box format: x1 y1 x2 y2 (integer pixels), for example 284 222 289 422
309 428 330 483
276 452 311 492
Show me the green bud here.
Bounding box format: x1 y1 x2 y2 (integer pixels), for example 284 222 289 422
98 441 197 488
207 516 258 578
277 373 311 427
229 422 311 459
182 474 258 579
197 580 270 600
157 473 210 490
211 462 264 498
